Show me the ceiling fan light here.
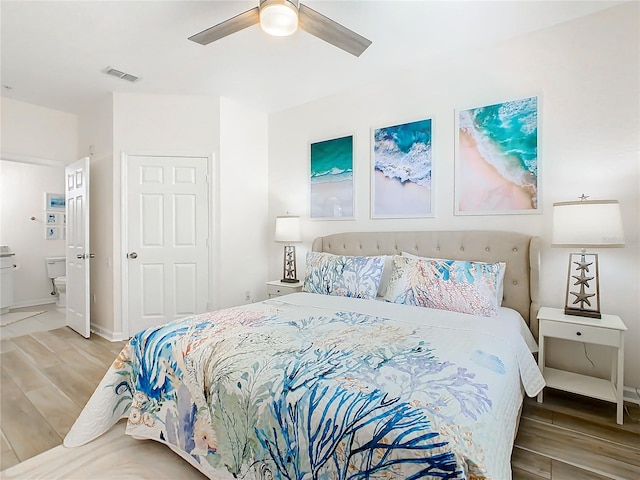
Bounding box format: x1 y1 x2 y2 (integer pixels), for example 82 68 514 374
260 1 298 37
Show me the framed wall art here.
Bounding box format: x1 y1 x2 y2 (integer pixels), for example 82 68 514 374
45 226 61 240
46 212 60 225
455 96 539 215
310 135 354 219
371 118 433 218
45 192 65 211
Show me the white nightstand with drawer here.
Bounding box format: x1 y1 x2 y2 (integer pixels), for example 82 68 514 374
267 280 303 298
536 306 627 424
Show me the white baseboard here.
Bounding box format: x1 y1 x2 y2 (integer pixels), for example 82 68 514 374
624 386 640 406
91 325 129 342
9 298 57 309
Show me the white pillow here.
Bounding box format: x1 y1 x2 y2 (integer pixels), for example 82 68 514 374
377 255 394 297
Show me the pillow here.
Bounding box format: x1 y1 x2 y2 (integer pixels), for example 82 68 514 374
377 255 394 297
303 252 385 299
384 255 506 317
402 251 505 305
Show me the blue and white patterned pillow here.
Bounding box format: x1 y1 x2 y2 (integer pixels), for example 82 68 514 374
303 252 385 299
384 255 506 317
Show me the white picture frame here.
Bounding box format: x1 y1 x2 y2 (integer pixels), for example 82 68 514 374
309 134 355 220
45 226 61 240
371 117 434 219
45 193 65 211
454 96 540 215
46 212 59 225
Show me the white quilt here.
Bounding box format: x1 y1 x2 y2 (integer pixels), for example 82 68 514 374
65 293 544 479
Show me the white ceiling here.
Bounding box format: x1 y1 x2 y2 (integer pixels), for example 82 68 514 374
0 1 623 115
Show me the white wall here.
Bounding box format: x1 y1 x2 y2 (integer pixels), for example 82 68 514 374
77 95 114 334
0 98 78 307
1 97 78 163
110 93 221 337
109 93 269 335
267 3 640 391
219 97 269 307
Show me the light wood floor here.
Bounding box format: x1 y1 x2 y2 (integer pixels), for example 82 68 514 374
513 390 639 480
1 327 639 478
0 327 127 470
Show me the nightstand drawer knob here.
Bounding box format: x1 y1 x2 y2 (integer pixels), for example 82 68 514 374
576 331 582 336
276 289 281 293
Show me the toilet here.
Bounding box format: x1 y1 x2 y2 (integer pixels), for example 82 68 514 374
45 256 67 308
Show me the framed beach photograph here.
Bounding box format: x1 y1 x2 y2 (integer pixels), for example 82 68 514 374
310 135 354 219
45 192 65 211
371 117 433 218
455 96 539 215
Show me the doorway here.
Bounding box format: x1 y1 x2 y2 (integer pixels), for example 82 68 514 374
0 157 67 325
121 153 213 337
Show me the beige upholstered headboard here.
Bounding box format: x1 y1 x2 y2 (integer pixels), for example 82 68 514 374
312 231 541 338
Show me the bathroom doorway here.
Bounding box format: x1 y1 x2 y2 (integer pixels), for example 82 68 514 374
0 157 67 316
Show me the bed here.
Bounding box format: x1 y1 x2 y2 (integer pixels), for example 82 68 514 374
55 230 543 479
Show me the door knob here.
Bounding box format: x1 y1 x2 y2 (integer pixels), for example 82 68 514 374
128 252 138 259
89 254 95 258
76 254 84 259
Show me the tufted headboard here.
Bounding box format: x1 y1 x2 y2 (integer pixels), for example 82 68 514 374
311 231 541 338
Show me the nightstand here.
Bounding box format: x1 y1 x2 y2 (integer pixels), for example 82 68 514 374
267 280 303 298
536 306 627 425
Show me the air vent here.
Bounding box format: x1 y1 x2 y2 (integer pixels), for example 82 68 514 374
103 66 140 83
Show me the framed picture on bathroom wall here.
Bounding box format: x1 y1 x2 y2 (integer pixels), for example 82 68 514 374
46 212 60 225
45 226 61 240
45 193 65 211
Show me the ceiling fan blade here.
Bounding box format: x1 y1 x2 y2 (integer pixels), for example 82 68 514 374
189 7 260 45
298 4 372 57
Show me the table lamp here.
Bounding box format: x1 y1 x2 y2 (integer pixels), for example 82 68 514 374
275 215 301 283
552 196 625 319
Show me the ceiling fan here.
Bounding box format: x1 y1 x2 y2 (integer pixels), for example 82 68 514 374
188 0 372 57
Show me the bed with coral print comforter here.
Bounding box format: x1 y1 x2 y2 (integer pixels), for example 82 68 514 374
65 293 544 480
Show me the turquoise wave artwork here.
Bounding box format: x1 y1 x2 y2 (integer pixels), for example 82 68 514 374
372 118 433 218
310 135 354 218
457 96 538 214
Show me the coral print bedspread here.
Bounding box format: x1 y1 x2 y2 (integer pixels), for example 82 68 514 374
65 293 544 480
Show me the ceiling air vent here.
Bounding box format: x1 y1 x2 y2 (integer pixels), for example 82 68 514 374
103 66 140 83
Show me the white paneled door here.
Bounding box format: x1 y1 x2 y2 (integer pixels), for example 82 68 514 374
66 157 91 338
125 155 210 336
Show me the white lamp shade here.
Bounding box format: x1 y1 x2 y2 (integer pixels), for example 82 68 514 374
275 215 301 243
260 0 298 36
552 200 625 247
